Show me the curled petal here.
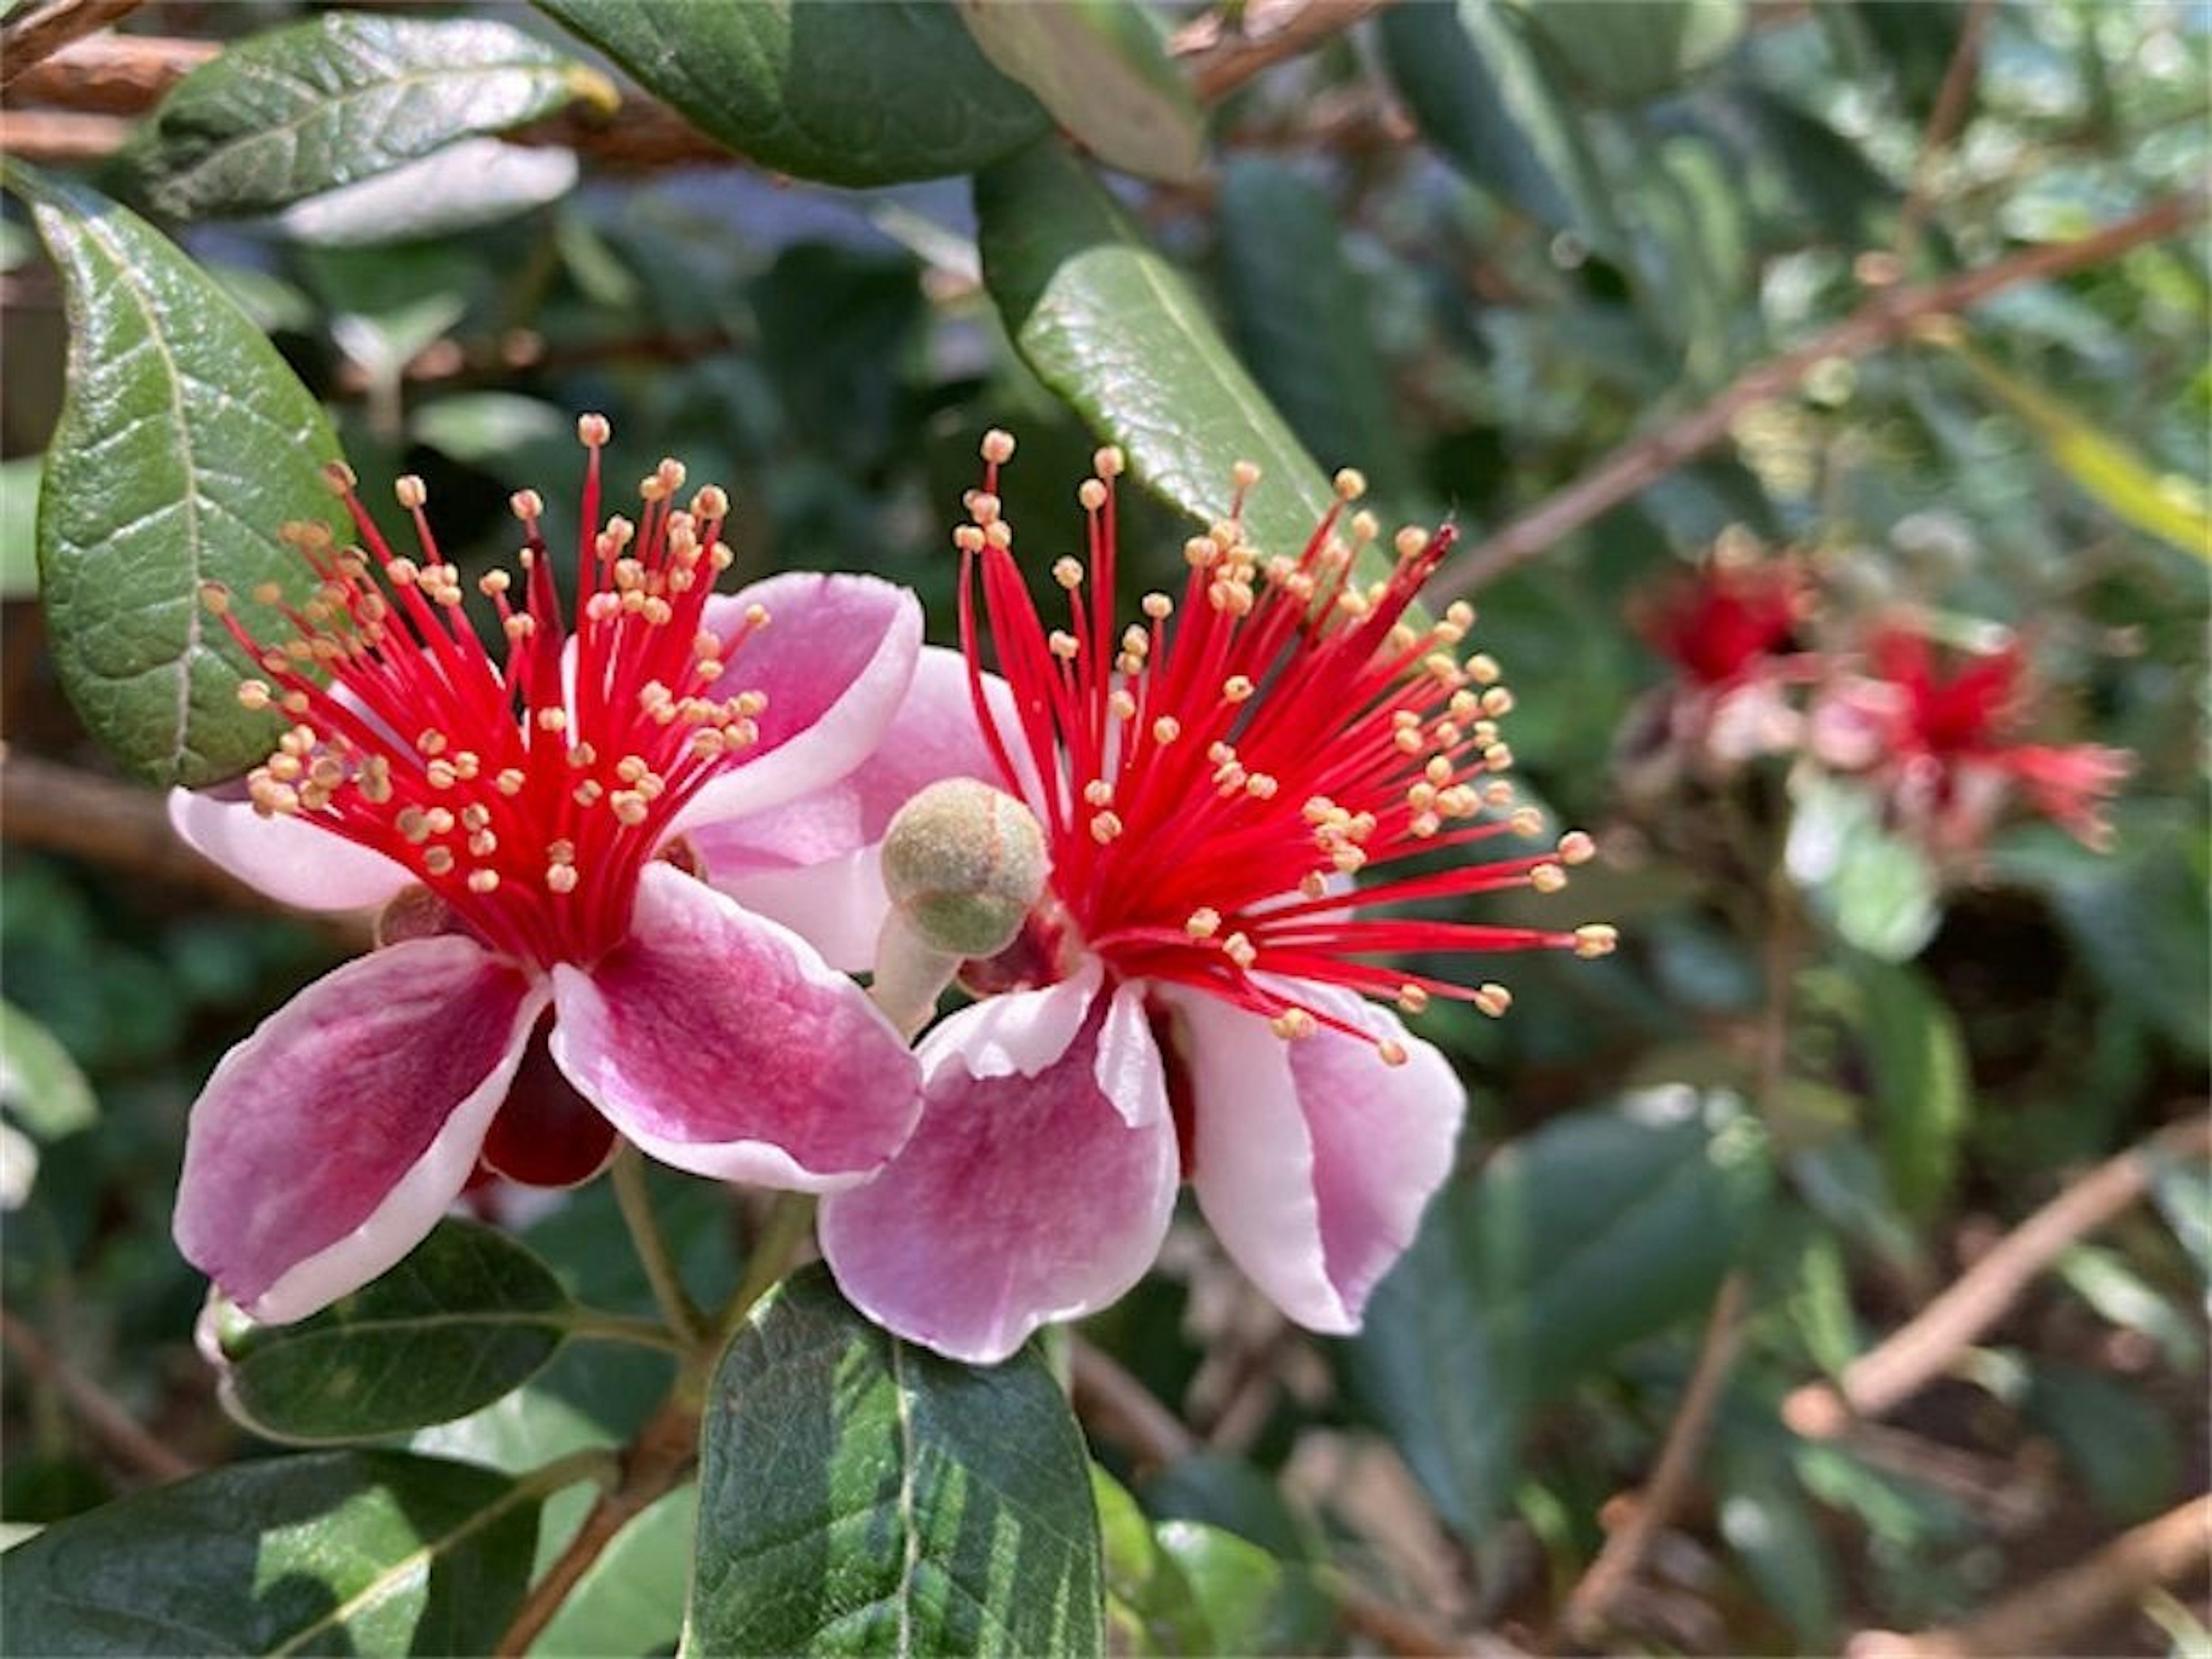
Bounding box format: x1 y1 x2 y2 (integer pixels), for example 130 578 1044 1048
947 956 1102 1079
691 648 1020 971
820 988 1179 1364
1161 980 1464 1334
174 937 544 1322
548 863 919 1189
673 573 922 834
168 784 413 912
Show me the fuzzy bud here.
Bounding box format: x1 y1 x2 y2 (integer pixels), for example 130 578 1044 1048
880 779 1048 960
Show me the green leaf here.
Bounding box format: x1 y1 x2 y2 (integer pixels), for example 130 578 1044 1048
959 0 1205 185
1 456 39 597
1512 0 1745 104
1939 339 2212 559
276 139 579 248
1216 157 1415 505
0 999 97 1141
134 12 615 218
1152 1522 1336 1657
2024 1360 2181 1524
1715 1448 1839 1650
1348 1093 1770 1538
1093 1468 1210 1656
1849 955 1971 1221
687 1265 1104 1656
976 140 1334 565
1786 771 1941 962
533 1486 696 1658
0 1450 553 1656
1376 0 1622 252
7 165 340 787
209 1219 584 1444
538 0 1050 187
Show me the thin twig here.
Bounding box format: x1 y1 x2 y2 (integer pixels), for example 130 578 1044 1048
0 0 141 90
1785 1115 2212 1437
495 1396 698 1658
1433 192 2207 599
1069 1336 1195 1464
1889 0 1998 273
1557 1271 1750 1647
609 1144 706 1347
0 749 374 946
711 1190 815 1335
1846 1494 2212 1658
0 106 128 161
0 1306 196 1484
1171 0 1389 105
1 29 213 107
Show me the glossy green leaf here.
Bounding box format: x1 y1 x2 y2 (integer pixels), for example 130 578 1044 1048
277 139 579 248
1849 955 1971 1221
1941 340 2212 559
959 0 1204 184
539 0 1050 186
7 165 340 787
1514 0 1745 104
1217 157 1415 504
976 140 1334 564
0 999 97 1141
0 1450 551 1656
687 1265 1104 1656
134 13 612 218
1376 0 1621 251
1348 1093 1770 1538
210 1219 585 1444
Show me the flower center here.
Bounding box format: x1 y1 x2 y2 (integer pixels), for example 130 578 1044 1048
202 415 766 971
956 431 1613 1058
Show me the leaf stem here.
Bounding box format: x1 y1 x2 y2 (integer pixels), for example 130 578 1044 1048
609 1145 704 1347
715 1191 817 1335
562 1309 688 1356
497 1399 699 1657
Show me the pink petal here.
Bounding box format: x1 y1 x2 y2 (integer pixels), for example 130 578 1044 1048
948 957 1103 1078
1160 980 1465 1334
688 648 1019 971
168 785 413 912
547 863 919 1188
672 572 922 833
819 984 1179 1364
173 937 544 1323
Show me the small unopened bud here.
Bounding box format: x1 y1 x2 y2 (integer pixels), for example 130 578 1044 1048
880 779 1049 960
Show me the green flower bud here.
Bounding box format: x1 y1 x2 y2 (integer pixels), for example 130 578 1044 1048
880 778 1048 960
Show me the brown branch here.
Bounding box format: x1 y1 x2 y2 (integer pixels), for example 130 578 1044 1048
1069 1335 1195 1465
0 1306 197 1484
1 29 212 108
495 1394 699 1658
1847 1495 2212 1658
1889 0 1997 273
1556 1270 1750 1647
1172 0 1389 105
1432 191 2209 599
0 0 140 90
0 106 129 162
0 749 375 945
1785 1116 2212 1437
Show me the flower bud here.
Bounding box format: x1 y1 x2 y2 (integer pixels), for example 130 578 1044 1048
880 779 1048 960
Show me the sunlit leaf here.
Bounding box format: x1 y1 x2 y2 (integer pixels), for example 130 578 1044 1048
5 164 339 786
976 139 1334 565
134 12 615 218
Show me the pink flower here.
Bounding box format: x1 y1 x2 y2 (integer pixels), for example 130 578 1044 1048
169 418 923 1323
1618 550 1815 794
817 437 1613 1363
1809 625 2133 854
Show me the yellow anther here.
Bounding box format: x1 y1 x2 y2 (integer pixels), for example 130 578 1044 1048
1052 557 1084 590
1332 467 1368 501
1394 526 1428 560
1223 675 1255 703
1559 830 1597 865
577 413 611 448
1084 779 1114 808
1222 931 1257 969
1529 862 1567 894
1078 479 1108 512
467 869 499 894
1377 1038 1409 1067
1090 810 1123 844
395 475 427 510
1184 907 1221 940
1397 983 1431 1014
1574 923 1619 959
1152 716 1181 745
1474 983 1513 1018
546 864 580 895
423 847 456 876
981 429 1016 464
